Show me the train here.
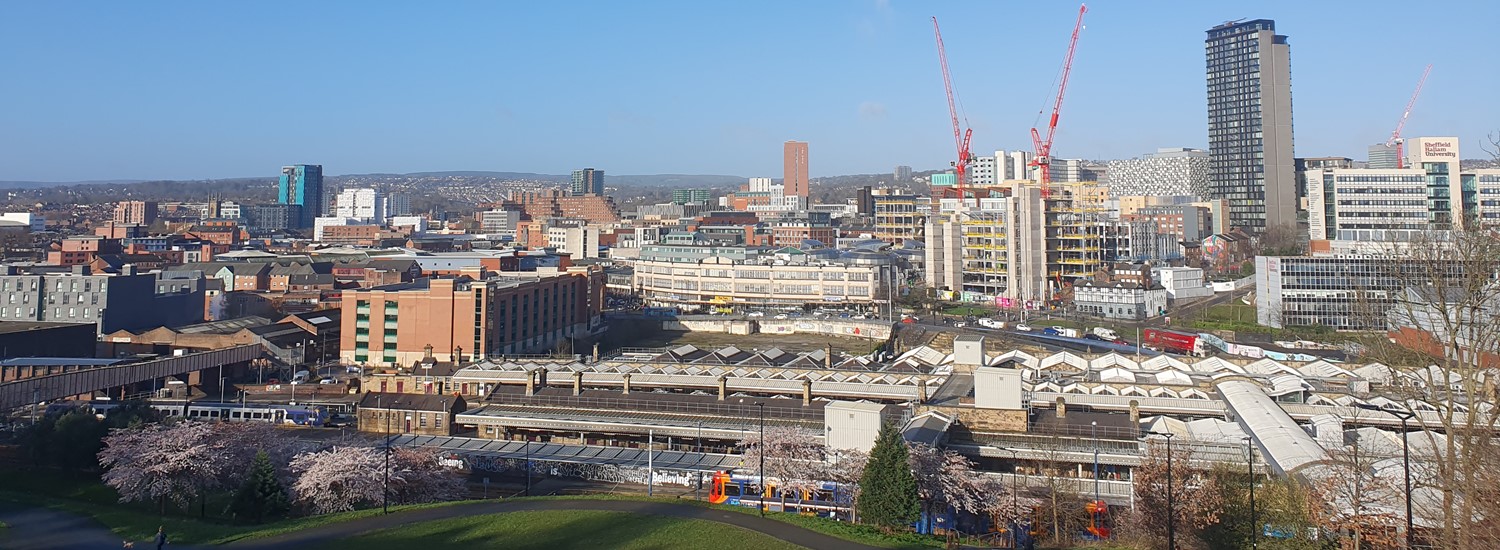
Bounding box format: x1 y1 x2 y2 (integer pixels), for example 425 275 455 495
707 471 852 517
60 400 328 427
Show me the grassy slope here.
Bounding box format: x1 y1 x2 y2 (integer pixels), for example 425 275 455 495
0 469 946 549
319 510 805 550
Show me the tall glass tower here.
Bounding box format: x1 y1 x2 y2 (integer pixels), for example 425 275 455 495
278 164 323 228
1206 19 1295 232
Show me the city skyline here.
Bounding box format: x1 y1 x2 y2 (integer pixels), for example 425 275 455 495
2 0 1497 182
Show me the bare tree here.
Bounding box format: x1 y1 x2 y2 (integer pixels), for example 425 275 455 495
1130 439 1225 550
1357 228 1500 549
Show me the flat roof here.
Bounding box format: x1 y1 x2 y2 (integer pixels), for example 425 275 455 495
0 357 129 367
0 321 93 335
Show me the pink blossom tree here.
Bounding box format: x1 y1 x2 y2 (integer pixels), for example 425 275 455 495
98 422 229 513
387 447 466 505
908 443 993 517
738 426 830 508
288 446 385 514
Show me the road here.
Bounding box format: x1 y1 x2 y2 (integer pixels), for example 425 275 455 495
0 504 205 550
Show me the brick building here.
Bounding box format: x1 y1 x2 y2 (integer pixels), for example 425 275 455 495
339 269 604 367
502 189 621 224
356 392 468 437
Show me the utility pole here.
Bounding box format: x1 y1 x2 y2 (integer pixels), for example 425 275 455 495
647 429 654 497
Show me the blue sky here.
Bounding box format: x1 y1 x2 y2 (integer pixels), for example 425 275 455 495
2 0 1496 182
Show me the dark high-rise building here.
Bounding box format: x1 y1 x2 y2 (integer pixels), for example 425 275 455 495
571 168 605 196
783 141 809 198
1206 19 1295 232
278 164 324 228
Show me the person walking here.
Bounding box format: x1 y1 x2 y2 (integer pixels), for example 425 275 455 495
154 526 167 550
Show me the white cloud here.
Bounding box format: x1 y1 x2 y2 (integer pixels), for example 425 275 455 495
859 101 888 120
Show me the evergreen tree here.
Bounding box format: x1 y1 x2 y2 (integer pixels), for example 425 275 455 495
229 450 290 523
857 423 919 530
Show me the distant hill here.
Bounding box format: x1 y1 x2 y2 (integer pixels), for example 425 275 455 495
0 179 147 189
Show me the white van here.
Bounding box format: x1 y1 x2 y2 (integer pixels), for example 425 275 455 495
291 370 311 384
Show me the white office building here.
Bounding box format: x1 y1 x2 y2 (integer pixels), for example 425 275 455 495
1307 137 1500 240
335 188 385 223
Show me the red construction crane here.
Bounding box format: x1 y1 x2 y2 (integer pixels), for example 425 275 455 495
933 17 973 201
1030 4 1087 196
1386 64 1432 169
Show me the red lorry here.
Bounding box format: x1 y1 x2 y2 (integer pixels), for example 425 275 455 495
1142 328 1206 356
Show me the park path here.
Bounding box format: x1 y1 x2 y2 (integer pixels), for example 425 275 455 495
0 504 203 550
231 499 883 550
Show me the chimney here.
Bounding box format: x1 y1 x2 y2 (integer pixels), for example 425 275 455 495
424 344 434 362
573 371 583 396
622 373 631 395
1056 397 1067 419
802 379 812 406
591 343 600 363
717 375 728 401
121 264 137 276
1129 399 1140 424
917 379 929 403
525 370 536 396
824 344 833 369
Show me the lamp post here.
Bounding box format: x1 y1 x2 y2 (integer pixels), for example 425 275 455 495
756 402 765 517
378 394 390 515
1243 436 1256 550
1145 430 1176 550
1356 403 1416 548
1092 421 1100 508
524 438 532 496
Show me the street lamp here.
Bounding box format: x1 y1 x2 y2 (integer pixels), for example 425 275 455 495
377 394 393 514
1144 430 1177 550
1243 436 1256 550
1356 403 1416 548
998 447 1021 548
756 402 765 517
1092 421 1100 508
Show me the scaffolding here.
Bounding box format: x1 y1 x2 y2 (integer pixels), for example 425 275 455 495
1043 181 1112 289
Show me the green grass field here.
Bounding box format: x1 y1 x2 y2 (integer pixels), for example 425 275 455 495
317 510 804 550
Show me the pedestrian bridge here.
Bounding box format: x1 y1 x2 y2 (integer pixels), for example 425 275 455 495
0 345 264 411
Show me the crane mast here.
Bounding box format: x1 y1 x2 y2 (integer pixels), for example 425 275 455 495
933 17 972 201
1030 4 1087 197
1386 64 1432 169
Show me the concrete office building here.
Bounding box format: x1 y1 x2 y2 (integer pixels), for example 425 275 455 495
1368 143 1400 170
243 204 300 233
1206 20 1296 232
335 188 385 223
571 168 605 196
480 209 522 234
632 234 898 310
1306 137 1500 240
0 266 206 334
278 164 325 228
1255 254 1477 330
671 188 712 205
546 223 602 259
894 165 913 183
784 141 809 199
1106 148 1210 197
340 271 604 366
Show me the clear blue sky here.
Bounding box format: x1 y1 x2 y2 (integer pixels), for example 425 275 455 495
2 0 1496 182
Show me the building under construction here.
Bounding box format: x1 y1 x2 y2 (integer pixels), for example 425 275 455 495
924 180 1115 305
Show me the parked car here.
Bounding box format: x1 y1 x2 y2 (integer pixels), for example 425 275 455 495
747 311 765 318
1084 334 1106 341
774 314 789 320
318 377 339 385
1112 339 1130 346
